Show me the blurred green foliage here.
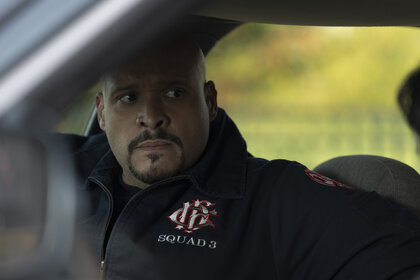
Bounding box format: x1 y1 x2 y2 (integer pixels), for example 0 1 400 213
56 84 98 134
206 24 420 170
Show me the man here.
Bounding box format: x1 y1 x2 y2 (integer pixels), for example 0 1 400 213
73 37 420 279
96 37 217 189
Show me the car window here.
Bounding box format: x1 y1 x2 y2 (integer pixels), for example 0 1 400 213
55 84 98 134
57 23 420 171
206 24 420 170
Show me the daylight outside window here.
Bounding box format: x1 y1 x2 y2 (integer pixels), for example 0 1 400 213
57 24 420 172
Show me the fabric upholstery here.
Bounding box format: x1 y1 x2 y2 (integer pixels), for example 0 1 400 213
314 155 420 218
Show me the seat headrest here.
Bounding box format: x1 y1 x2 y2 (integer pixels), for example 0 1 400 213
314 155 420 218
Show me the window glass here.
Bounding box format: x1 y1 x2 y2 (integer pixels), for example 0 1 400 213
57 24 420 171
207 24 420 171
55 85 98 135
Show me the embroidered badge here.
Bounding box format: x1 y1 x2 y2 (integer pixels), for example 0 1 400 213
168 199 218 234
305 169 352 189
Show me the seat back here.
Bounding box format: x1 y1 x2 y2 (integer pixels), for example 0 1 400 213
314 155 420 218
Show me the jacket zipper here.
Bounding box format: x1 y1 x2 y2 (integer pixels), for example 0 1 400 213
88 177 114 277
88 174 191 277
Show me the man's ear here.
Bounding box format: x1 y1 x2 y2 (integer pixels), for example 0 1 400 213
96 92 106 131
204 81 218 121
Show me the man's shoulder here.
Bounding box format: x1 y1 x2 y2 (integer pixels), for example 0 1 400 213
246 157 316 187
245 157 420 231
51 132 109 154
51 132 110 177
244 157 365 213
246 157 350 190
245 160 420 279
246 156 295 174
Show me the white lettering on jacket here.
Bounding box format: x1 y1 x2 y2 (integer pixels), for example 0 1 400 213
157 234 217 249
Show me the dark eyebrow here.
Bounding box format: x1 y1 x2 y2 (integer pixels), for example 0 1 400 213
110 84 136 96
160 80 191 88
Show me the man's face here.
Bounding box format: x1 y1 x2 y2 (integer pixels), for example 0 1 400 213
96 40 217 188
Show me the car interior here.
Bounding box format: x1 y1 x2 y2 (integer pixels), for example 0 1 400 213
1 0 420 278
80 11 420 219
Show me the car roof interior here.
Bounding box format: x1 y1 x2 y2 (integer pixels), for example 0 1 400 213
194 0 420 26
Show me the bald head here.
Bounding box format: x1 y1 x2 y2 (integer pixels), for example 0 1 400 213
101 38 206 96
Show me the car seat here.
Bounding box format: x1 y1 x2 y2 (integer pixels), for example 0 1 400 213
313 155 420 219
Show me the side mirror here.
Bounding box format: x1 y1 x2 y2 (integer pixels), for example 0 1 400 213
0 129 79 279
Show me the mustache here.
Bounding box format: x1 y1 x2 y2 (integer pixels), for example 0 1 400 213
128 130 183 154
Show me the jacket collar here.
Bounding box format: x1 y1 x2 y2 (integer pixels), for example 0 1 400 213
188 108 248 199
87 108 248 199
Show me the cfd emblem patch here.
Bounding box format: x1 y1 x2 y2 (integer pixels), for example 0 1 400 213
168 199 218 234
305 169 352 189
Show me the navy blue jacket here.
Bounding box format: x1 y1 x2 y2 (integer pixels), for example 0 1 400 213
70 109 420 279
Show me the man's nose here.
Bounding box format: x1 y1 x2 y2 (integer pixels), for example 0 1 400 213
135 98 169 129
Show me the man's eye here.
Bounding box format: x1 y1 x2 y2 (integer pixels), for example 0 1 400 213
119 93 137 103
166 89 184 98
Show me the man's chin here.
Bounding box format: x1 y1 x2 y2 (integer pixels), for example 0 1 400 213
130 166 179 185
128 157 184 184
127 150 185 185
